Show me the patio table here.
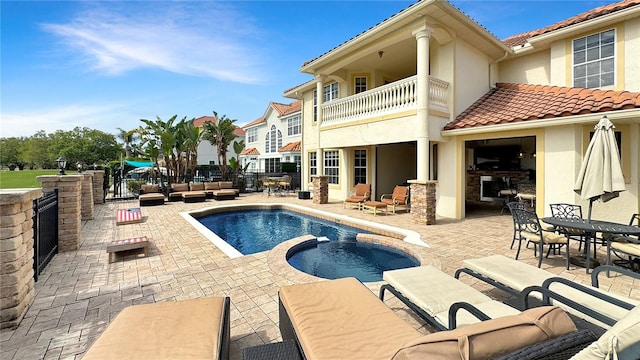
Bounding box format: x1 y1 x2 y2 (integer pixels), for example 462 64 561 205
541 217 640 273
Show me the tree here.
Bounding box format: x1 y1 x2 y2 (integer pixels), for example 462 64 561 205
48 127 119 169
0 137 24 168
116 128 138 158
179 120 201 180
19 131 51 169
202 112 238 181
139 115 179 184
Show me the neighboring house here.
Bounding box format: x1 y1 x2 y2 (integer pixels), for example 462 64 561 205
193 116 245 166
283 0 640 222
239 100 302 173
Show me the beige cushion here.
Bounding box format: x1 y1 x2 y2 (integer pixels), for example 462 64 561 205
522 230 568 244
279 277 421 360
219 181 233 189
189 182 204 191
391 306 577 360
570 306 640 360
139 193 164 200
171 183 189 192
383 265 519 329
182 191 206 198
611 241 640 257
83 297 226 360
140 184 159 193
204 182 220 190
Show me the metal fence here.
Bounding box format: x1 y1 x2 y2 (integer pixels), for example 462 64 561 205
32 189 58 282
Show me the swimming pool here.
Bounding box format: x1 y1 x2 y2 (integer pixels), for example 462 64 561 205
182 203 427 258
195 209 368 255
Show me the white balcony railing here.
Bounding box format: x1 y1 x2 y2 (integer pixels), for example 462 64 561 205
320 75 449 128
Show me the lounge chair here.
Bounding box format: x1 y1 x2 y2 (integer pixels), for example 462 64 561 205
380 185 409 213
168 183 189 201
379 265 520 331
455 255 640 329
83 297 230 360
138 184 165 206
278 277 579 360
343 183 371 209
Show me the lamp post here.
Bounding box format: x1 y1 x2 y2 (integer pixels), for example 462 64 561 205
56 157 67 175
77 162 83 173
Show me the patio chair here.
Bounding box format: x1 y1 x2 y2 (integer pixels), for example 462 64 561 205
138 184 165 206
507 202 526 250
550 203 588 251
343 183 371 209
379 265 520 331
455 255 640 330
606 213 640 274
511 207 569 269
380 185 409 213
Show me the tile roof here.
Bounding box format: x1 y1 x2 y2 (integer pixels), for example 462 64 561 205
278 141 302 152
240 147 260 156
233 128 245 136
271 100 302 116
243 117 264 129
193 116 216 128
503 0 640 47
443 83 640 130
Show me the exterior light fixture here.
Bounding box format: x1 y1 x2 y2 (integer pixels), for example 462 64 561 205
77 162 83 173
56 157 67 175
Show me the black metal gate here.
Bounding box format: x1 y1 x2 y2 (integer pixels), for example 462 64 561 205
33 189 58 281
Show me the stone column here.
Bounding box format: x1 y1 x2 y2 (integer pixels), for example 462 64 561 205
0 188 41 329
80 173 94 220
87 170 105 204
311 175 328 204
413 27 433 182
36 175 82 252
408 180 437 225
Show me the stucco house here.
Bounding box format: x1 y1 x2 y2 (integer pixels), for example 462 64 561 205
283 0 640 223
239 100 302 173
193 116 245 166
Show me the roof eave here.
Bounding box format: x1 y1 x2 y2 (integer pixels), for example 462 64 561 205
441 108 640 136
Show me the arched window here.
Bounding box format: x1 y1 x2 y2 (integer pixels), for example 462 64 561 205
265 125 282 153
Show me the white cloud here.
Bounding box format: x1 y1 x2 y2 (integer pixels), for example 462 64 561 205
41 2 267 84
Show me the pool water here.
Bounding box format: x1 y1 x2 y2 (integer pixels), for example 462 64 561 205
287 239 419 282
196 209 367 255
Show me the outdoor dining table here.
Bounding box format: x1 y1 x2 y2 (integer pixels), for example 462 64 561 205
541 217 640 273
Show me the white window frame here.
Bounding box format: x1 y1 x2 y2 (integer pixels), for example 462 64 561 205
247 128 257 143
265 124 282 154
323 83 339 102
353 149 367 186
324 150 339 185
354 76 367 94
572 29 615 89
309 152 317 182
287 115 301 136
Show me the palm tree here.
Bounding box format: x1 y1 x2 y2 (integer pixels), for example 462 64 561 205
202 112 238 181
179 120 201 181
116 128 137 158
138 115 178 184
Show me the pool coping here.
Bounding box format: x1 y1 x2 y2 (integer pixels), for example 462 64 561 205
180 202 427 259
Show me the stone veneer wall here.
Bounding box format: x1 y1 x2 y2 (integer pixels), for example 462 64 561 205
0 189 41 329
409 180 437 225
311 175 328 204
36 175 82 252
80 173 94 220
87 170 105 204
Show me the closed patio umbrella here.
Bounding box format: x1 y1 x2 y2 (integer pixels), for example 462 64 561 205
573 115 626 221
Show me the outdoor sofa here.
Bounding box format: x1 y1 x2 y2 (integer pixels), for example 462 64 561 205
138 184 165 206
203 181 238 200
168 182 206 202
83 297 230 360
278 277 582 360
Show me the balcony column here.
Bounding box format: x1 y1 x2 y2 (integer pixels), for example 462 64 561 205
315 76 324 175
413 27 433 181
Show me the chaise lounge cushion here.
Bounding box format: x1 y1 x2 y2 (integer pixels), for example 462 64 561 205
204 182 221 191
83 297 229 360
279 277 421 360
391 306 577 360
189 182 204 191
570 305 640 360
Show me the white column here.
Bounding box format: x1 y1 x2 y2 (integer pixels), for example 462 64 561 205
316 76 324 175
413 27 432 181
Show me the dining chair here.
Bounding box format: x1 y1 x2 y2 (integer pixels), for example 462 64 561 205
506 202 526 250
511 208 569 269
550 203 588 251
605 213 640 275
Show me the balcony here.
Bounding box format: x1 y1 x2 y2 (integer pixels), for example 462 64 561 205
320 75 449 128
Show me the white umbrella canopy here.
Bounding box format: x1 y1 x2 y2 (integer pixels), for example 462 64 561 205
573 115 626 220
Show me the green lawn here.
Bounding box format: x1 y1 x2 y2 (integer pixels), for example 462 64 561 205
0 169 59 189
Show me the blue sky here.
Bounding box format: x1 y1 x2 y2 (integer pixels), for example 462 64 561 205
1 0 615 138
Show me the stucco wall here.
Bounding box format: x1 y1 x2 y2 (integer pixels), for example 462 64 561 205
454 40 491 116
543 125 582 216
498 50 550 85
624 17 640 91
434 139 458 219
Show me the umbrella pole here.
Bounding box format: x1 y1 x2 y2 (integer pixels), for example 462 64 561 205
587 199 593 223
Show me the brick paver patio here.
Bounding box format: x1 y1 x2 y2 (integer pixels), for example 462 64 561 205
1 193 638 359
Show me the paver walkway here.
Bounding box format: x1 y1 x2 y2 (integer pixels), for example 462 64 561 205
1 193 638 359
